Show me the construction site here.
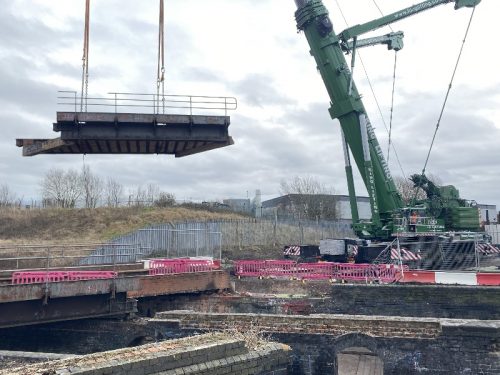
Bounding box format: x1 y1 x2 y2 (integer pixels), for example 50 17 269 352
1 0 500 374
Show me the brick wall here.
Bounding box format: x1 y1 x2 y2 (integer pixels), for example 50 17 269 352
2 332 290 375
155 311 442 339
145 279 500 320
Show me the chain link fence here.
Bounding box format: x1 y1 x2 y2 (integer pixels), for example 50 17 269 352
78 218 353 265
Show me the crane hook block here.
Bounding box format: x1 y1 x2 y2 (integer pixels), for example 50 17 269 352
455 0 481 10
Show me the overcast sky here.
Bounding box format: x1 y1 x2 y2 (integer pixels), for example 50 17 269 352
1 0 499 207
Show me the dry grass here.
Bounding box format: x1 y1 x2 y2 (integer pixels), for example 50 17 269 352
0 206 246 244
224 322 270 350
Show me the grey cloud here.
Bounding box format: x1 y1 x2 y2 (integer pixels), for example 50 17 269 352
232 74 295 108
382 87 500 205
180 67 220 83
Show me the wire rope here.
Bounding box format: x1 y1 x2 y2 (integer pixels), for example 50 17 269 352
420 6 477 176
387 52 398 164
156 0 165 114
80 0 90 112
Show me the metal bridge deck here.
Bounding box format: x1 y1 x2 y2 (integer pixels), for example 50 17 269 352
16 112 233 157
0 270 229 328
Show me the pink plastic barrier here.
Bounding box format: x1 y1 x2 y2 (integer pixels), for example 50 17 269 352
233 260 266 277
336 263 373 281
261 260 297 278
233 260 296 278
11 271 117 285
295 262 336 280
233 260 406 283
371 264 408 283
148 258 216 276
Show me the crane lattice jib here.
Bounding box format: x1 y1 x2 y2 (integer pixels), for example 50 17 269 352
294 0 403 235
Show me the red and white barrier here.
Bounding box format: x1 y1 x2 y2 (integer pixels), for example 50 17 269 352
476 243 500 254
390 248 421 261
233 260 500 286
400 270 500 286
399 270 436 284
11 271 117 285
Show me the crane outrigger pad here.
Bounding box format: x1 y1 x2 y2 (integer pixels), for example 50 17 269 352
16 111 234 158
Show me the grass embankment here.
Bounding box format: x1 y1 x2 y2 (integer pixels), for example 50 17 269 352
0 206 246 245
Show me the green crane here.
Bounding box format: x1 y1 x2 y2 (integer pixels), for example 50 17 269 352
293 0 481 240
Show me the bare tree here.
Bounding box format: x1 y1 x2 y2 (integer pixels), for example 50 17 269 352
146 183 160 205
81 165 103 208
105 177 123 207
280 175 330 196
279 176 338 220
154 192 176 207
0 184 16 207
130 186 147 206
41 168 82 208
394 173 442 205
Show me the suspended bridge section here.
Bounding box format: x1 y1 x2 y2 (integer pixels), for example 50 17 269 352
16 92 237 158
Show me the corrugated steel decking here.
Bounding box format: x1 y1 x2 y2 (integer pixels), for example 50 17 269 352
16 112 234 158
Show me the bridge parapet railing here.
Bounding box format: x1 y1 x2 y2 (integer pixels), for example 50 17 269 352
0 243 145 281
58 91 238 117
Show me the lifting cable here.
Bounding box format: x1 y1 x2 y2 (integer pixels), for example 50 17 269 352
80 0 90 112
372 0 398 165
334 0 407 180
387 51 398 164
420 6 477 177
412 5 477 204
156 0 165 114
371 0 393 32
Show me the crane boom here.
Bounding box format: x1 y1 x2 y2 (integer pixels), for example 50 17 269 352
339 0 480 43
294 0 403 238
293 0 480 239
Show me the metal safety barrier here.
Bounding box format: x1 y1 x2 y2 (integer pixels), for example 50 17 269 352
148 258 218 276
336 263 373 281
295 262 337 280
233 260 266 278
261 260 297 278
11 271 117 285
373 264 408 283
233 260 408 283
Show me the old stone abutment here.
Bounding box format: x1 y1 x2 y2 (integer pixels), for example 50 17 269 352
152 311 500 375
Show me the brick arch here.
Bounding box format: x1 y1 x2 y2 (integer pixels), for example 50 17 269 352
332 333 384 375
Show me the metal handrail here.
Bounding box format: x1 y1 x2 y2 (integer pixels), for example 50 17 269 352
0 243 136 251
0 243 148 276
57 91 237 116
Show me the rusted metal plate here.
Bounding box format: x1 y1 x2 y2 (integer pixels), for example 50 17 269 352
128 271 230 298
0 271 229 303
20 138 74 157
0 293 135 328
16 137 233 157
0 271 228 327
0 278 137 303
